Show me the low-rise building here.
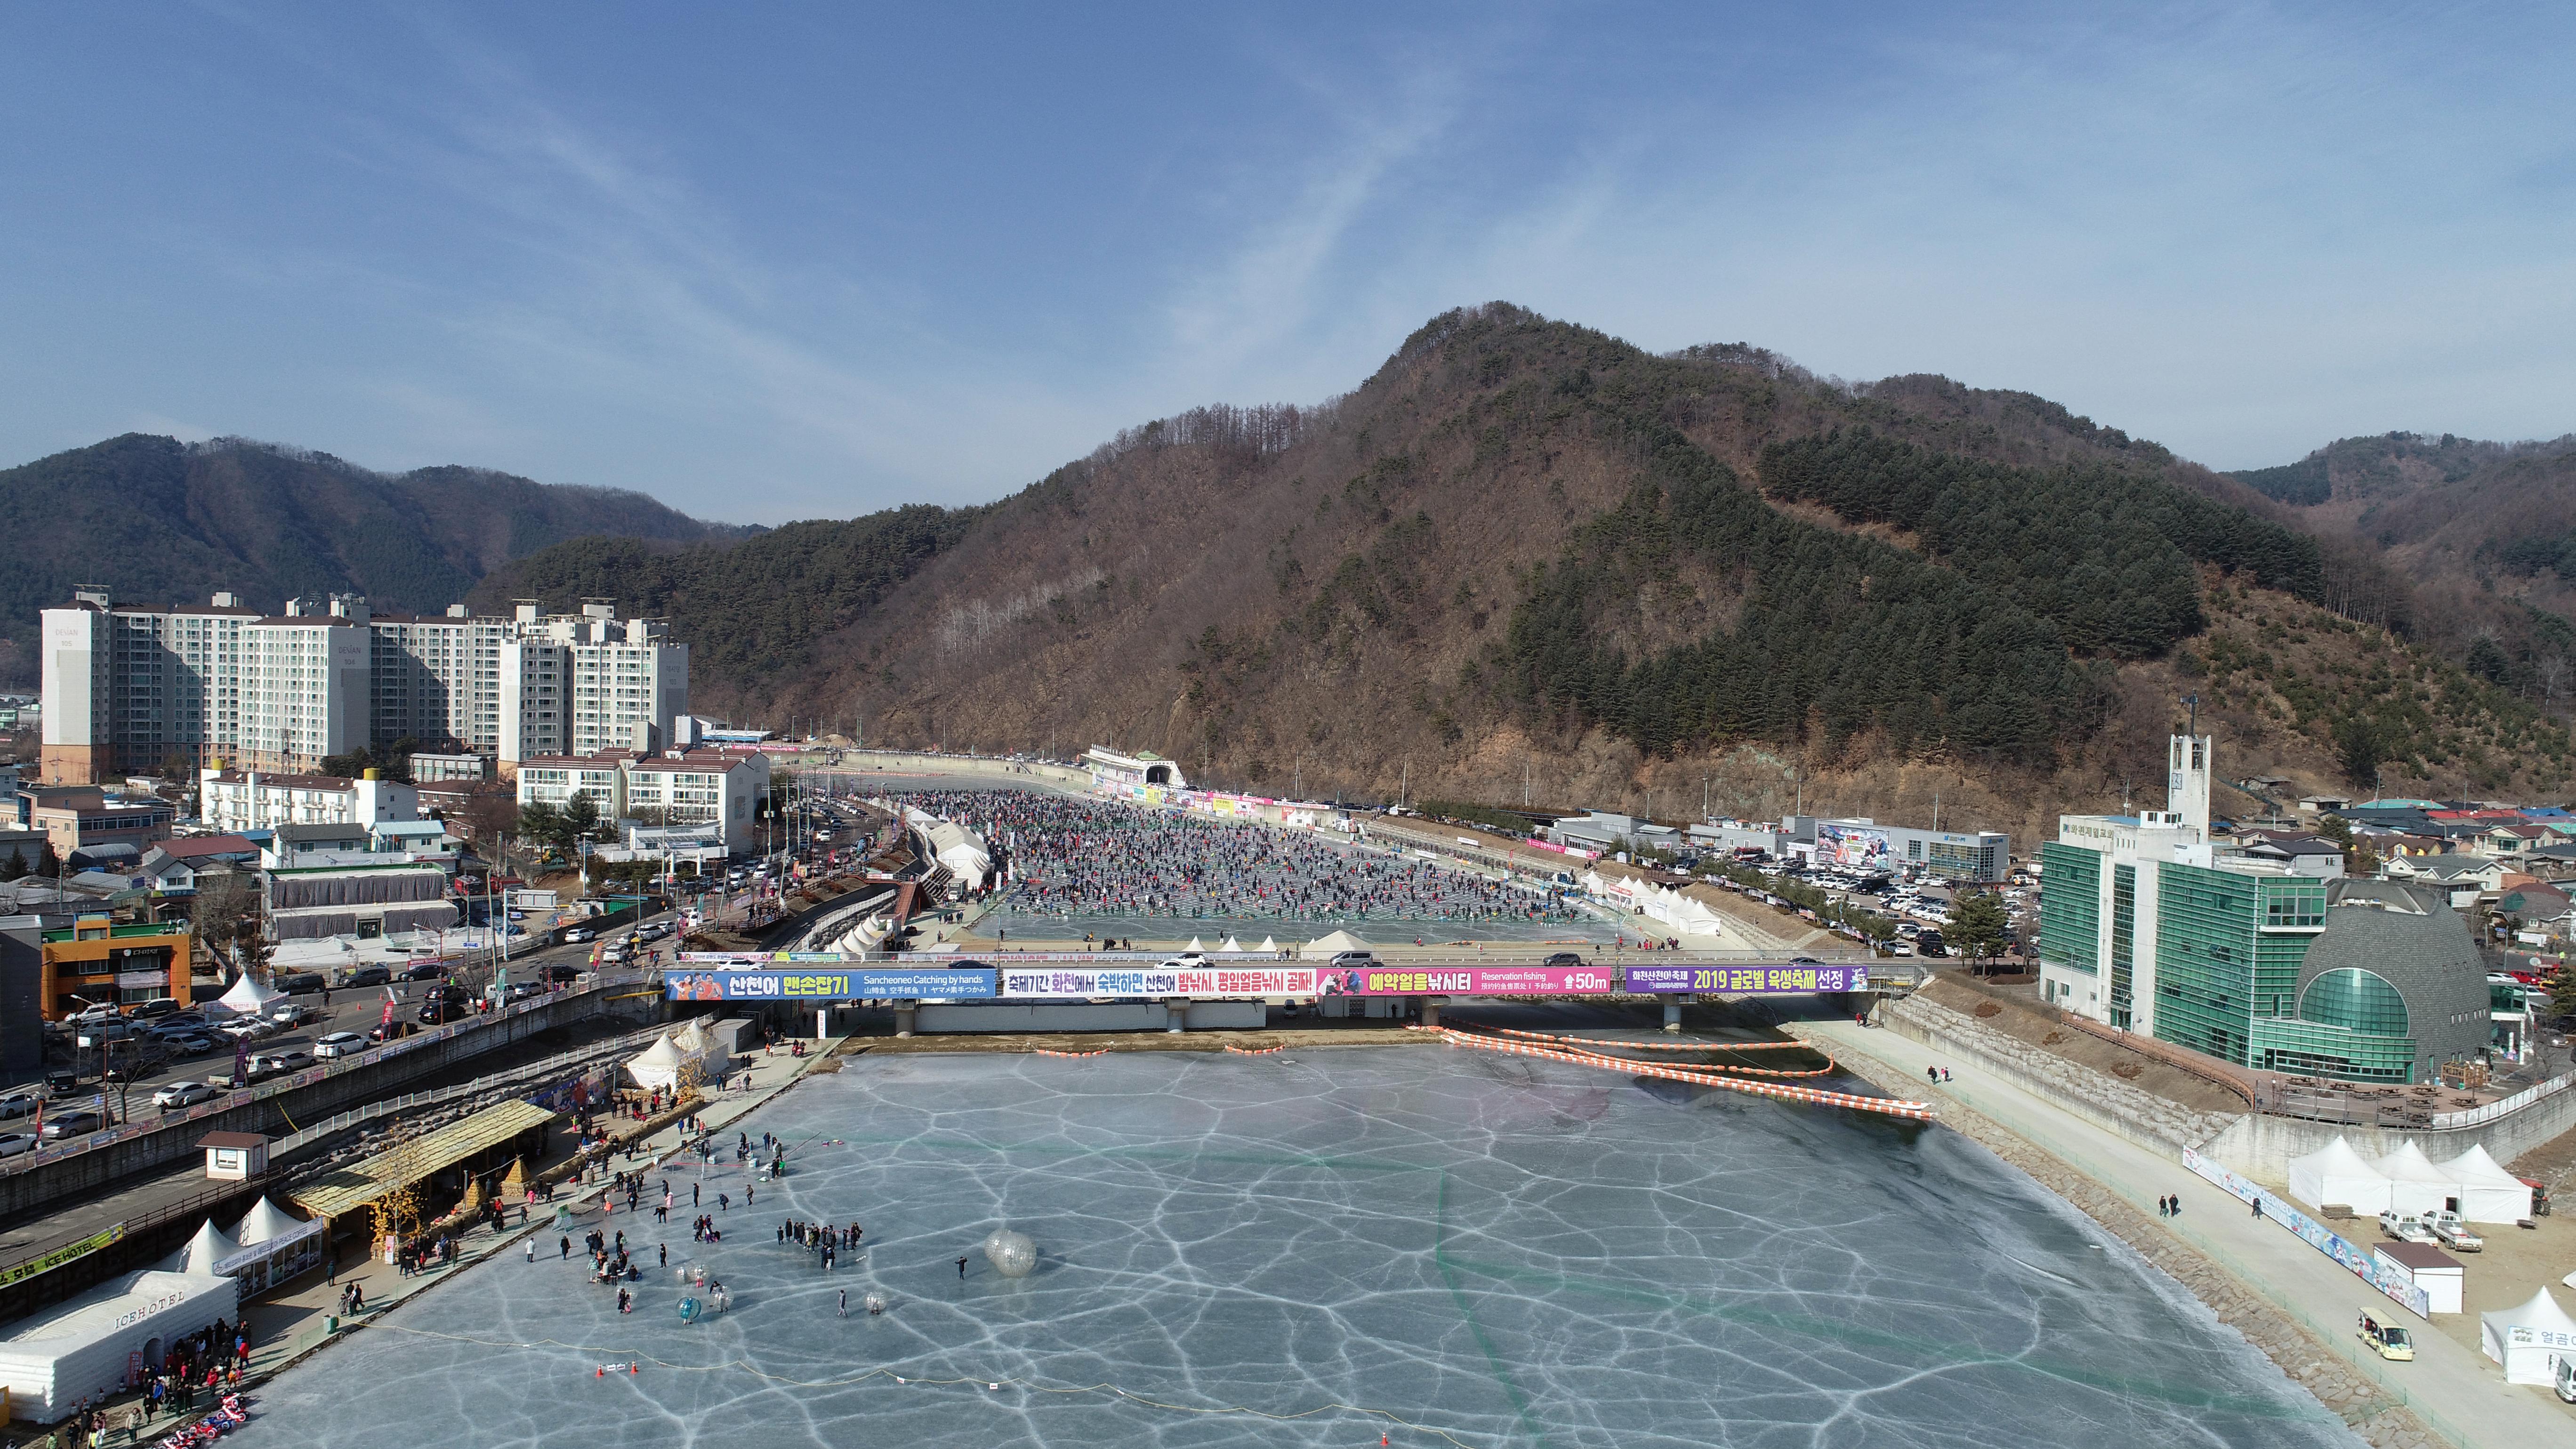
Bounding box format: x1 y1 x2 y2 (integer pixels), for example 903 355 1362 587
266 860 457 942
17 785 173 861
624 751 765 851
408 751 491 782
38 916 193 1017
198 766 419 835
514 754 630 818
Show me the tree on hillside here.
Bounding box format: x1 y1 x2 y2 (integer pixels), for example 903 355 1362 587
515 802 566 850
2552 964 2576 1025
1948 891 2010 974
2333 716 2386 788
0 848 24 882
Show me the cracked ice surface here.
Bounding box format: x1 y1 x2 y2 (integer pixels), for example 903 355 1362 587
238 1048 2359 1448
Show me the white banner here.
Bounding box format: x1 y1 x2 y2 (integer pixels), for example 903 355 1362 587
1001 966 1320 1000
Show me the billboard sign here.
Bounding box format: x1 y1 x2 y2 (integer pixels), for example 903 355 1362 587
1815 822 1892 869
1319 966 1618 996
665 969 998 1001
1625 964 1871 993
1000 966 1320 999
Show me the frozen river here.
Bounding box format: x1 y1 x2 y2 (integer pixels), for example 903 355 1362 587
237 1048 2357 1448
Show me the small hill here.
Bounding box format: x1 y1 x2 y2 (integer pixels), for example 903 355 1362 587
0 434 752 682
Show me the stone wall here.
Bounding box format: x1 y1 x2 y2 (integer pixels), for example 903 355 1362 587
1879 992 2244 1153
2199 1084 2576 1178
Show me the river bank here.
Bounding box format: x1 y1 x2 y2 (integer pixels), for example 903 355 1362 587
1802 1016 2563 1449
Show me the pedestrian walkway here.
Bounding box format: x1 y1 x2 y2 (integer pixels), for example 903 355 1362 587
1802 1017 2575 1447
236 1033 846 1390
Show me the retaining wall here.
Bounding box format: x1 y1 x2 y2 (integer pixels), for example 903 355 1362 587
0 985 657 1221
1875 993 2243 1154
2198 1086 2576 1177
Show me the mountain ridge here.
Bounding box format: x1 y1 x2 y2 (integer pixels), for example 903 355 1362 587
481 303 2575 846
0 433 754 684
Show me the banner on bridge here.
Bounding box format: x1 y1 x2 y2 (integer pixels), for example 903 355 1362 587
666 968 998 1001
1000 966 1319 1000
680 952 862 963
1625 964 1871 994
1321 965 1618 996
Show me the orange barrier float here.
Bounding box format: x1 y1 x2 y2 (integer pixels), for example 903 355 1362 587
1458 1023 1818 1051
1034 1047 1111 1058
1418 1025 1935 1121
1223 1044 1288 1055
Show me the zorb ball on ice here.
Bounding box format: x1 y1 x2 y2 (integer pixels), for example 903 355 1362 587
982 1229 1037 1278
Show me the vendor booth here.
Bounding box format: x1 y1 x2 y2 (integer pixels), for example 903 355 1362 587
2479 1287 2576 1385
2436 1144 2535 1224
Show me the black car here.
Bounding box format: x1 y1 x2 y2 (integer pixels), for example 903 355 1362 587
272 971 327 994
401 961 447 982
1542 952 1590 968
545 963 582 984
339 966 393 988
417 987 475 1025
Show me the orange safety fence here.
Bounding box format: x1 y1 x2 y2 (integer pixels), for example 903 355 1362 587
1418 1025 1936 1121
1457 1023 1817 1052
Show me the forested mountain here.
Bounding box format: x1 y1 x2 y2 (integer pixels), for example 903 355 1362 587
0 434 751 682
481 303 2574 845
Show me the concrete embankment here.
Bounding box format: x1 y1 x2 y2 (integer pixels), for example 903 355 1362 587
1803 1016 2572 1449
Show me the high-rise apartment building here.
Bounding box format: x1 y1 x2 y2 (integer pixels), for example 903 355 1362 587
40 590 687 781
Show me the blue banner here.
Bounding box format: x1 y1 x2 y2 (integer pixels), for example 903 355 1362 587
666 968 998 1001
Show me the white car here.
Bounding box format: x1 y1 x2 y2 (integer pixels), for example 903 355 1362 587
563 927 595 943
153 1081 219 1110
0 1132 35 1158
311 1031 367 1059
215 1018 272 1041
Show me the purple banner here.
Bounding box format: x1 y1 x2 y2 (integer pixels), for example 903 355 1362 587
1625 964 1870 993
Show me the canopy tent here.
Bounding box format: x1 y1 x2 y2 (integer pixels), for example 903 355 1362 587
2372 1142 2462 1216
626 1033 688 1094
1185 937 1205 952
1303 930 1372 958
2480 1287 2576 1385
2437 1144 2536 1223
1258 936 1279 954
228 1196 304 1247
214 974 286 1016
2287 1137 2392 1215
1215 936 1244 954
1637 884 1726 937
156 1220 240 1277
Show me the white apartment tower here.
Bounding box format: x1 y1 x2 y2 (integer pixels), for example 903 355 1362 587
38 590 688 782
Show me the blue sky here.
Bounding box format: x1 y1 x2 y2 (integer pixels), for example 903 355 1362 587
2 3 2568 523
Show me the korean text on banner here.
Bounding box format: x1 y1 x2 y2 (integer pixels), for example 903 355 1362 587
666 969 998 1001
1319 966 1618 996
1625 964 1870 993
1000 967 1321 1000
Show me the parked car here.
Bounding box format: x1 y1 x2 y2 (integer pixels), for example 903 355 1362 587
401 960 447 982
215 1018 273 1041
2357 1313 2415 1361
66 1003 122 1025
546 963 582 984
267 1004 319 1028
338 966 393 988
2426 1212 2483 1252
2377 1210 2440 1244
131 998 185 1019
311 1031 367 1059
153 1080 219 1110
160 1034 217 1057
2559 1353 2576 1403
501 980 545 1003
271 971 327 994
0 1131 38 1157
40 1111 105 1138
146 1016 209 1038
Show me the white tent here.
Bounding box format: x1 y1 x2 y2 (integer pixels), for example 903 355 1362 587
1215 936 1244 954
2480 1287 2576 1384
1303 930 1372 958
157 1219 239 1277
214 974 285 1016
228 1196 304 1248
1258 936 1278 954
2436 1144 2535 1223
0 1270 236 1424
626 1033 689 1094
2372 1141 2462 1216
2287 1137 2392 1214
1185 937 1204 953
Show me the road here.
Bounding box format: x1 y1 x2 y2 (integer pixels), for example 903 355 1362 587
1802 1015 2576 1446
30 910 687 1127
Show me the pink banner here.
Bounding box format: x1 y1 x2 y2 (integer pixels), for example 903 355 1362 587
1320 965 1618 996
